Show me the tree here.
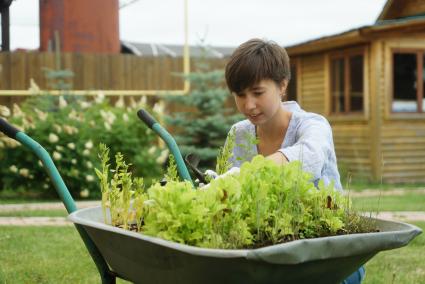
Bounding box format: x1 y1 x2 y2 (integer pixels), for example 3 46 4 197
165 47 242 170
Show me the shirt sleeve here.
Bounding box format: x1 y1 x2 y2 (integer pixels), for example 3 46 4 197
279 116 332 180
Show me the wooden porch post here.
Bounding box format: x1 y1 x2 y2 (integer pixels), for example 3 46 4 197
370 41 383 182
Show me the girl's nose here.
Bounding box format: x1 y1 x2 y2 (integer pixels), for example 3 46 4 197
245 96 256 110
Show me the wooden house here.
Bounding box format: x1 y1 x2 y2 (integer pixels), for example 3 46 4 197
286 0 425 183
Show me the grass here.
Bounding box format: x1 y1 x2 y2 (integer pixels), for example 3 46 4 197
352 193 425 212
362 222 425 284
0 226 130 284
0 223 423 284
345 182 425 192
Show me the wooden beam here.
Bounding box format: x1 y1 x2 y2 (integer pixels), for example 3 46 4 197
369 40 383 182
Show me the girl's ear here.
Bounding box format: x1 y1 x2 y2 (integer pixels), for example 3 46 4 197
280 80 288 98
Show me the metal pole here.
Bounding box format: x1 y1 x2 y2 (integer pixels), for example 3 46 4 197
1 6 10 51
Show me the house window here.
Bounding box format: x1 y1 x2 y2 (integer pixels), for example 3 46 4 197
392 51 424 113
330 52 364 114
286 64 297 101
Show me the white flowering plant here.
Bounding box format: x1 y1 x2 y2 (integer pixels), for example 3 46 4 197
0 94 165 199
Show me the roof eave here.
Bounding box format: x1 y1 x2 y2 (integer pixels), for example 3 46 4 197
287 17 425 56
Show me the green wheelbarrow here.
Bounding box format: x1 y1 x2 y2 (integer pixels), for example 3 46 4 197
0 110 422 284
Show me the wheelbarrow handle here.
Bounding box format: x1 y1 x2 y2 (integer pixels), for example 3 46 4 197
137 109 157 129
137 109 193 185
0 117 19 139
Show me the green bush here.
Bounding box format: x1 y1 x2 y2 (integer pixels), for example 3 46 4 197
0 94 166 199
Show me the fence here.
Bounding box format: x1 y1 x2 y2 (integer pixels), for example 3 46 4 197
0 51 229 90
0 51 227 107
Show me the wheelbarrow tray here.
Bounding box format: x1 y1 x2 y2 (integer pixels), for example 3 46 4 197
68 207 421 284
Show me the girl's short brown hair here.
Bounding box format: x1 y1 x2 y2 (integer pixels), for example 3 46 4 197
225 38 291 93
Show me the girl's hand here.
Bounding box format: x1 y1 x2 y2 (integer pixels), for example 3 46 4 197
267 151 289 165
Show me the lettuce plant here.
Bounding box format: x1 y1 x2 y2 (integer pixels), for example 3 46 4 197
97 145 376 249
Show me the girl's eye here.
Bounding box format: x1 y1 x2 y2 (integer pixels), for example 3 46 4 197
235 93 246 98
254 92 263 96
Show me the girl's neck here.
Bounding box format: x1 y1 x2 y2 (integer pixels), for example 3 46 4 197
257 107 291 140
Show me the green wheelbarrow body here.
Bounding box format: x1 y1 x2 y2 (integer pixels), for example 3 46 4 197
68 206 421 284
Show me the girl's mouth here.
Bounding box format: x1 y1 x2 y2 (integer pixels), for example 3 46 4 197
248 113 262 119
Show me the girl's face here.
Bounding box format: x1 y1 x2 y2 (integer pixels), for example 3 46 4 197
233 79 287 126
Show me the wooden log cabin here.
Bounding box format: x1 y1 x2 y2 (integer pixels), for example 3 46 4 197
286 0 425 183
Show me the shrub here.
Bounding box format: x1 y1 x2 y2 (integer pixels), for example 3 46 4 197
0 94 166 199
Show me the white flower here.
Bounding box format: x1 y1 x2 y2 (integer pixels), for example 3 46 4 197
43 183 49 189
148 146 157 154
122 113 129 122
153 101 165 115
84 140 93 149
139 96 147 106
67 143 76 150
68 110 79 121
21 118 34 130
9 165 18 173
83 149 90 156
80 189 90 198
86 161 93 168
12 104 23 118
53 124 62 133
34 108 48 121
0 105 11 117
48 133 59 143
29 78 40 93
85 175 94 182
4 137 19 148
63 125 78 135
58 96 68 108
79 101 91 109
38 160 43 167
29 174 34 179
53 151 62 160
115 96 125 108
71 159 77 165
19 168 29 177
95 92 105 104
55 145 64 151
129 97 137 108
156 149 169 164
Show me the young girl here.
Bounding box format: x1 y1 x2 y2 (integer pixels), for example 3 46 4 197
224 38 364 284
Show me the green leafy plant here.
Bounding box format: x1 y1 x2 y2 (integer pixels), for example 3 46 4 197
97 145 377 249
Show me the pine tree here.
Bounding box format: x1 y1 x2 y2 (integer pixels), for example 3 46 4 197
165 47 242 170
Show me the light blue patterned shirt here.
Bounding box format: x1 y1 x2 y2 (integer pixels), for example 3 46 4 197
227 101 342 190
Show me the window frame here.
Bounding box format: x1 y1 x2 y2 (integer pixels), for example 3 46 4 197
329 47 366 116
391 48 424 114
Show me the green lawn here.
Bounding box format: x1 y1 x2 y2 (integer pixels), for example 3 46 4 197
0 226 130 284
345 182 425 191
0 224 423 284
362 222 425 284
352 193 425 212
